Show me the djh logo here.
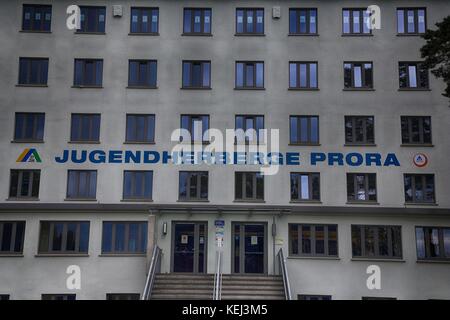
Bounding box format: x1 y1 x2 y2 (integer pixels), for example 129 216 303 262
17 148 42 163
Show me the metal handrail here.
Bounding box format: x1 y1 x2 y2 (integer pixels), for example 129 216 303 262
212 250 223 300
277 248 292 300
142 246 162 300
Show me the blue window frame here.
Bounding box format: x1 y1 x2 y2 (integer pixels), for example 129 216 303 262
70 114 100 142
180 115 209 143
290 116 319 145
289 8 317 34
236 62 264 89
126 114 155 143
128 60 157 88
235 115 264 144
236 8 264 34
182 61 211 88
123 171 153 200
130 7 159 34
289 62 318 89
14 112 45 142
343 8 371 35
179 171 208 201
397 8 426 34
183 8 212 34
67 170 97 200
22 4 52 32
78 6 106 33
18 58 48 85
102 222 147 254
74 59 103 87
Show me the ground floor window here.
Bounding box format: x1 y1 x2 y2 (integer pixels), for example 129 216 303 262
106 293 140 300
0 221 25 254
41 294 76 300
298 295 332 300
38 221 90 254
0 295 10 300
102 222 147 254
289 224 338 257
416 226 450 261
352 225 402 259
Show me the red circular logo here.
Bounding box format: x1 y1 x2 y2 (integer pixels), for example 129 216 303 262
413 153 428 167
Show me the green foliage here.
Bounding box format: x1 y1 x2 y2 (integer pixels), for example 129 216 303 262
421 16 450 104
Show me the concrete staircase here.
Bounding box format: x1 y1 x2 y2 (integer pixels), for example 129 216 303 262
150 274 285 300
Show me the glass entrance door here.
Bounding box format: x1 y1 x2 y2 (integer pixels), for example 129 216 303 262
232 223 267 274
172 222 207 273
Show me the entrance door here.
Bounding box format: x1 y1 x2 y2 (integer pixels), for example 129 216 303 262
232 223 267 274
172 222 207 273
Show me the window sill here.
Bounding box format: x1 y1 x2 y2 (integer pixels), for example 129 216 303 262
74 32 106 35
181 87 212 90
288 88 319 91
128 32 159 36
396 33 425 37
398 88 431 91
401 144 434 147
344 143 377 147
68 141 100 144
64 198 97 202
404 202 438 206
346 201 379 205
177 199 210 203
351 258 405 262
121 199 153 202
0 254 24 258
416 259 450 264
126 86 158 89
16 84 48 88
290 200 322 204
234 87 265 91
343 88 375 91
20 30 51 34
6 198 40 202
288 256 340 260
35 254 89 257
71 86 103 89
181 33 213 37
99 254 146 257
11 140 44 143
123 141 155 145
288 33 319 37
289 143 321 146
235 33 265 37
178 141 211 145
233 200 265 203
341 33 373 37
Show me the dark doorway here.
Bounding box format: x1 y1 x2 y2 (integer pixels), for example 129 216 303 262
172 222 207 273
232 222 267 274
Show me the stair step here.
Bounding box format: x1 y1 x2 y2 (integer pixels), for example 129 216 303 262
151 294 212 300
222 295 285 300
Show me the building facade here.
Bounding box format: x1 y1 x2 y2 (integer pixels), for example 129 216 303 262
0 0 449 300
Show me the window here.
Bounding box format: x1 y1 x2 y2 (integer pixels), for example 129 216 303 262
14 112 45 142
22 4 52 32
179 171 208 201
289 8 318 35
182 61 211 88
345 116 375 145
404 174 435 204
416 227 450 261
66 170 97 200
298 295 332 301
18 58 48 85
289 62 318 89
347 173 377 202
289 224 338 257
236 62 264 89
352 225 402 259
128 60 157 88
344 62 373 89
183 8 212 34
0 295 10 300
362 297 397 300
130 7 159 34
126 114 155 143
9 170 40 199
77 6 106 33
290 173 320 202
290 116 319 145
235 115 264 144
102 222 147 254
70 114 100 142
401 116 432 145
38 221 90 254
123 171 153 200
73 59 103 87
397 8 426 34
180 115 209 143
0 221 26 254
42 294 76 300
236 8 264 35
106 294 140 300
235 172 264 201
342 8 371 35
399 62 429 89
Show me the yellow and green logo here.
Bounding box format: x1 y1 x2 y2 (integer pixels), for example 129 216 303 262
16 148 42 163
